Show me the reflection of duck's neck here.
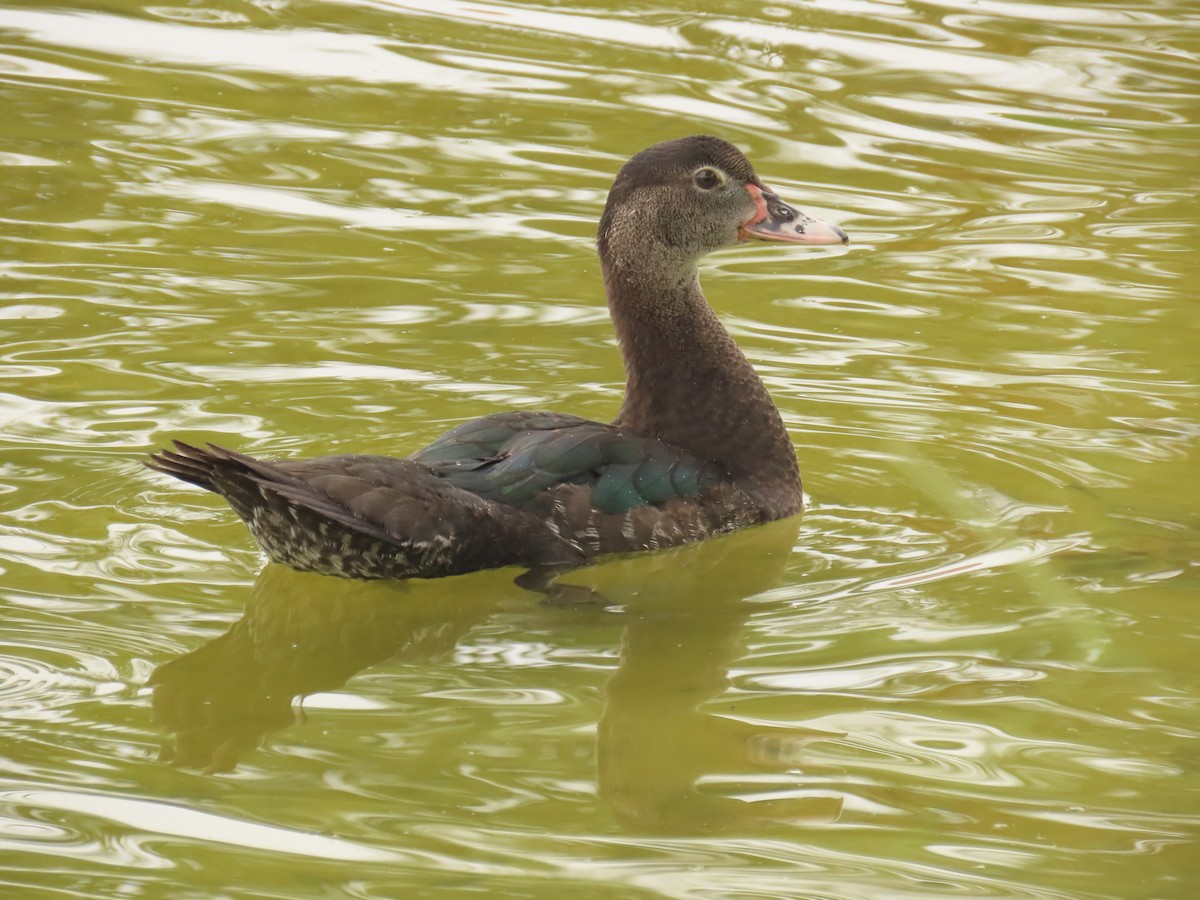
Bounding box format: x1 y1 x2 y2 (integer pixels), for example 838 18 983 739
598 606 744 831
593 519 843 831
148 566 505 774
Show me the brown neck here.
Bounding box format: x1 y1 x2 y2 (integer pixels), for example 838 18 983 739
602 259 802 516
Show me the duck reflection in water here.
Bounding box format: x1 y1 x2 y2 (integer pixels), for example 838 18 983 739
149 518 843 831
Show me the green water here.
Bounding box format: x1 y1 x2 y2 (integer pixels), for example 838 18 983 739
2 0 1197 896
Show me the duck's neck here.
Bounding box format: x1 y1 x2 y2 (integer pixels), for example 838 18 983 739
602 260 802 517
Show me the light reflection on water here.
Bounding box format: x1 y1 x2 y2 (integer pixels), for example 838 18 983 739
1 0 1198 896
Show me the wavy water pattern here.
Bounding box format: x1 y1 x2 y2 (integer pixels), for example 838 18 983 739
1 0 1197 897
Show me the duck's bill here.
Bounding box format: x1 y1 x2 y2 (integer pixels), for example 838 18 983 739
739 184 848 246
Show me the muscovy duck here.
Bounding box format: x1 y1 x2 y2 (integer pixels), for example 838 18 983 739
147 135 847 587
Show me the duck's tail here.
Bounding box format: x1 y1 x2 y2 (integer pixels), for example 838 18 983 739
146 442 582 579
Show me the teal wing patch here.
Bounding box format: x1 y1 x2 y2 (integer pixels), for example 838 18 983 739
411 412 723 514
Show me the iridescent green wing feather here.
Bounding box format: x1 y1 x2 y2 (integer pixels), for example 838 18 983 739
412 412 723 515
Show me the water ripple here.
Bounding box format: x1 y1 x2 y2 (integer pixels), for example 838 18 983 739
0 8 565 91
1 0 1196 896
0 788 401 863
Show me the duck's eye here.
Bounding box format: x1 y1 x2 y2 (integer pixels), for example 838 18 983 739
693 167 722 190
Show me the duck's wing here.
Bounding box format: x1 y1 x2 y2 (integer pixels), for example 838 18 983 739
413 411 763 557
412 410 725 515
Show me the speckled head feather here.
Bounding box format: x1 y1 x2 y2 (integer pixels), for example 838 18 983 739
598 136 770 268
607 135 763 197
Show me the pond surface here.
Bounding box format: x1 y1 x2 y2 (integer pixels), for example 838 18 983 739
2 0 1197 897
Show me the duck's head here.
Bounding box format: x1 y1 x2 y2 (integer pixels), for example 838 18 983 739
598 135 847 273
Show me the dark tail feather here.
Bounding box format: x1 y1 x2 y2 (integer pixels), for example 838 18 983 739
145 440 224 490
144 441 583 579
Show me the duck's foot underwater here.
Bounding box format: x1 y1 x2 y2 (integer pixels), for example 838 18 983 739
514 565 608 607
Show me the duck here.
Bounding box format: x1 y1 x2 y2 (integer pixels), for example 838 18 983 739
147 135 847 592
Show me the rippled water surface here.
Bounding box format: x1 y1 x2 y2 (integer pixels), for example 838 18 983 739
2 0 1198 896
